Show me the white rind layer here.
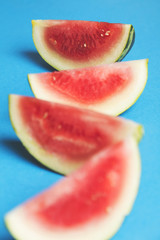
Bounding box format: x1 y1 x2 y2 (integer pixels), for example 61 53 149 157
28 59 148 116
5 138 141 240
9 95 83 175
32 20 132 70
9 94 142 175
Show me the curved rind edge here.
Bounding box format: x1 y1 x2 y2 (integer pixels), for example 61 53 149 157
117 58 148 116
4 137 141 240
28 59 148 117
8 94 143 175
31 21 135 71
8 94 69 175
117 25 135 62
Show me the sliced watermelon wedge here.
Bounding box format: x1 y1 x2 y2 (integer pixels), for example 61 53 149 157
9 94 143 175
32 20 135 70
5 137 141 240
28 59 148 116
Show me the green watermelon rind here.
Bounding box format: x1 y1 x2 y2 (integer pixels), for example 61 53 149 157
32 20 135 71
117 25 135 62
8 95 143 175
4 138 141 240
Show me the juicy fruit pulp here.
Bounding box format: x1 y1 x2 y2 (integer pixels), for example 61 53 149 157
28 59 148 116
5 138 141 240
9 94 143 174
32 20 135 70
44 21 123 61
4 17 144 240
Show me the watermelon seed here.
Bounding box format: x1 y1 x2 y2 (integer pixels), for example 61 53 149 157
49 38 57 46
105 31 110 36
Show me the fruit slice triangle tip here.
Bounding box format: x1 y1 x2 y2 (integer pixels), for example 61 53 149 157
32 20 135 70
5 137 141 240
28 59 148 116
9 94 143 175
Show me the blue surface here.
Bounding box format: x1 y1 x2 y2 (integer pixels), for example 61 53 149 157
0 0 160 239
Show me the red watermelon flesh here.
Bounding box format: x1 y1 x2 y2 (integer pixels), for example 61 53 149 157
32 20 135 70
9 95 142 174
30 63 131 104
44 21 123 61
5 138 141 240
28 59 148 116
19 96 109 160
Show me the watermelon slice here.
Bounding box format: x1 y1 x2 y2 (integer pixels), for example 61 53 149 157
28 59 148 116
9 94 143 175
32 20 135 70
5 137 141 240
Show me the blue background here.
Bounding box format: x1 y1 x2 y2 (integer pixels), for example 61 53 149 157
0 0 160 239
